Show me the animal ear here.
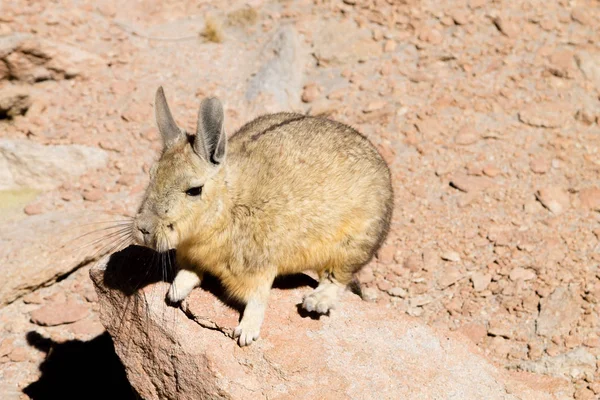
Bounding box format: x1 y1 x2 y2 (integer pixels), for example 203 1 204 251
195 97 226 165
155 86 182 148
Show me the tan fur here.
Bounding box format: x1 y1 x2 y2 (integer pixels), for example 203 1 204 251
134 89 393 345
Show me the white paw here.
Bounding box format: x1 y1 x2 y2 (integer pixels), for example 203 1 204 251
167 270 200 303
233 315 262 347
167 283 192 303
302 285 340 314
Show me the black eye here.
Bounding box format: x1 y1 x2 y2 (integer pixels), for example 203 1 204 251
185 186 203 197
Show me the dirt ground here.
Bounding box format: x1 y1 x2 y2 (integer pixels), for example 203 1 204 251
0 0 599 398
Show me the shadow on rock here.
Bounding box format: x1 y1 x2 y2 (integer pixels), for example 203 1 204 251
101 245 176 296
23 331 138 400
100 245 319 314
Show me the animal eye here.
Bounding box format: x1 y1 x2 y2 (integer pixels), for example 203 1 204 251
185 186 203 197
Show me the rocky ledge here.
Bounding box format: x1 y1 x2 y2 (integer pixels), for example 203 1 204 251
91 246 572 400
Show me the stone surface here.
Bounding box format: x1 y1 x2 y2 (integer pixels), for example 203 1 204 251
578 187 600 211
575 51 600 91
536 286 582 338
245 26 307 113
0 85 31 118
517 347 597 382
471 272 492 292
91 253 571 400
535 187 570 214
518 102 572 128
0 139 108 191
0 33 105 82
0 211 118 305
313 20 382 66
30 301 89 326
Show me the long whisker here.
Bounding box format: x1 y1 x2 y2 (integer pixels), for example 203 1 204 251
67 228 134 252
60 224 133 249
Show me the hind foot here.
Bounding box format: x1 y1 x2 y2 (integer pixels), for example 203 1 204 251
302 278 345 314
167 269 201 303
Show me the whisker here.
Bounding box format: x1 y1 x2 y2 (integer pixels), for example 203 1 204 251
67 228 134 252
60 224 133 249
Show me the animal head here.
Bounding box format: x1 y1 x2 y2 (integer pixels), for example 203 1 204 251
132 87 227 252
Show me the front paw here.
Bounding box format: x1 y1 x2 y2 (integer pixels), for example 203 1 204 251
233 315 262 347
167 269 201 303
167 283 192 303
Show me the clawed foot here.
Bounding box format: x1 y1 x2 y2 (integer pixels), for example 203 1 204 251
167 269 201 303
302 280 343 314
233 298 266 347
233 316 262 347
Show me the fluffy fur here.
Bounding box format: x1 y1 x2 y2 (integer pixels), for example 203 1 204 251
133 87 393 346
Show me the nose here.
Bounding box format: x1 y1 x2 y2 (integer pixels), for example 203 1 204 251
135 224 152 246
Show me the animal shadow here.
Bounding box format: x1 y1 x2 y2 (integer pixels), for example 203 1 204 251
23 331 139 400
102 245 320 315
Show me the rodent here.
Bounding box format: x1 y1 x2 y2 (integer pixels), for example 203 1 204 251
132 87 393 346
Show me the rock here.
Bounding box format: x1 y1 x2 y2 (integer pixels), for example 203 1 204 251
8 347 29 362
356 266 374 284
488 319 513 339
23 202 44 216
471 272 492 292
579 187 600 211
377 242 396 264
457 323 487 344
518 102 572 128
482 164 500 177
535 187 570 214
300 84 319 103
530 157 549 174
575 51 600 91
403 254 422 272
548 50 576 79
0 85 31 118
0 211 118 305
536 285 582 338
313 20 382 66
92 253 571 400
387 287 407 298
83 189 104 202
245 26 307 113
441 251 461 262
383 40 396 53
409 294 435 307
517 347 596 382
492 16 519 38
454 131 479 145
360 287 378 302
0 139 108 191
509 267 537 282
450 173 493 192
437 266 462 289
30 301 89 326
450 10 469 25
0 33 105 82
571 8 593 26
363 100 387 113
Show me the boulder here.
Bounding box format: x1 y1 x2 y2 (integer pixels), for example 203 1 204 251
0 34 105 83
0 139 108 191
91 247 572 400
245 26 307 113
0 211 124 305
